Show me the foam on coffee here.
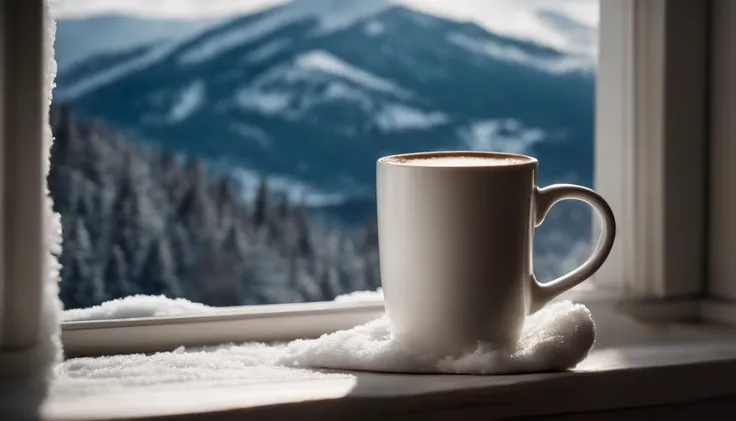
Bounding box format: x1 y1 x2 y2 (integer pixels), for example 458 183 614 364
383 153 528 167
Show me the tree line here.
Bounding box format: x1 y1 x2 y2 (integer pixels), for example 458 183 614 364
49 105 380 310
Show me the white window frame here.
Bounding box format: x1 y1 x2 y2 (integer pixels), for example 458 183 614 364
0 0 726 359
593 0 707 298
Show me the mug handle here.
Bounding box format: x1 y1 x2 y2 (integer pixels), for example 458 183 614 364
529 184 616 313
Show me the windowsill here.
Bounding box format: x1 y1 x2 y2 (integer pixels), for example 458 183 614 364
46 299 736 421
43 342 736 421
59 284 692 358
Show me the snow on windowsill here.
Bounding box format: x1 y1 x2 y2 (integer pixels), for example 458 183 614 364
62 289 384 322
44 332 736 421
62 295 217 322
51 293 736 421
59 284 602 324
52 292 600 414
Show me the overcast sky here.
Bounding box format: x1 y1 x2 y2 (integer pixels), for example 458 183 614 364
51 0 598 26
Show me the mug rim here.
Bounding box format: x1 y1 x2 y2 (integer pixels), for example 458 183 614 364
378 151 538 168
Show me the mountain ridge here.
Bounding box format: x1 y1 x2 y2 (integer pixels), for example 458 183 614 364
53 0 595 214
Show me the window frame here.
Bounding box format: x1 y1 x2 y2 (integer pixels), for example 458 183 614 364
0 0 721 359
708 0 736 301
0 0 46 353
592 0 708 298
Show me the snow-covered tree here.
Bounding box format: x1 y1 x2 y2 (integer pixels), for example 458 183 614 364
139 237 182 297
294 206 314 259
105 245 137 299
253 177 269 227
167 222 197 298
48 106 385 310
61 218 107 309
215 178 237 233
190 234 242 306
113 150 164 276
178 160 218 240
361 219 381 290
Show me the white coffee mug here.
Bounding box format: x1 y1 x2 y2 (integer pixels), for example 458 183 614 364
376 151 615 355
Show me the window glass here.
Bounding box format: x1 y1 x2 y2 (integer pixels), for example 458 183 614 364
50 0 599 318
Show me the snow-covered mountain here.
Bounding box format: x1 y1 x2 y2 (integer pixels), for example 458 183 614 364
54 0 595 213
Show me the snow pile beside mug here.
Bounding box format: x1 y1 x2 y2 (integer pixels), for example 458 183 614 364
278 300 595 374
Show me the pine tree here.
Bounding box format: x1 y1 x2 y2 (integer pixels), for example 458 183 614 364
84 122 112 187
61 218 107 308
361 218 381 290
245 244 292 304
178 160 217 239
215 178 237 233
73 179 105 259
253 177 269 227
49 106 84 214
65 258 93 309
105 245 137 299
49 103 80 170
161 151 186 206
294 206 314 259
89 183 116 260
168 223 194 296
139 237 181 297
113 150 164 277
192 234 242 306
318 264 343 301
52 169 84 220
221 223 249 302
223 222 248 260
337 238 368 295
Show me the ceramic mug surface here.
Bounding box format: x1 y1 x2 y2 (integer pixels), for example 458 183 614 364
376 151 615 355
